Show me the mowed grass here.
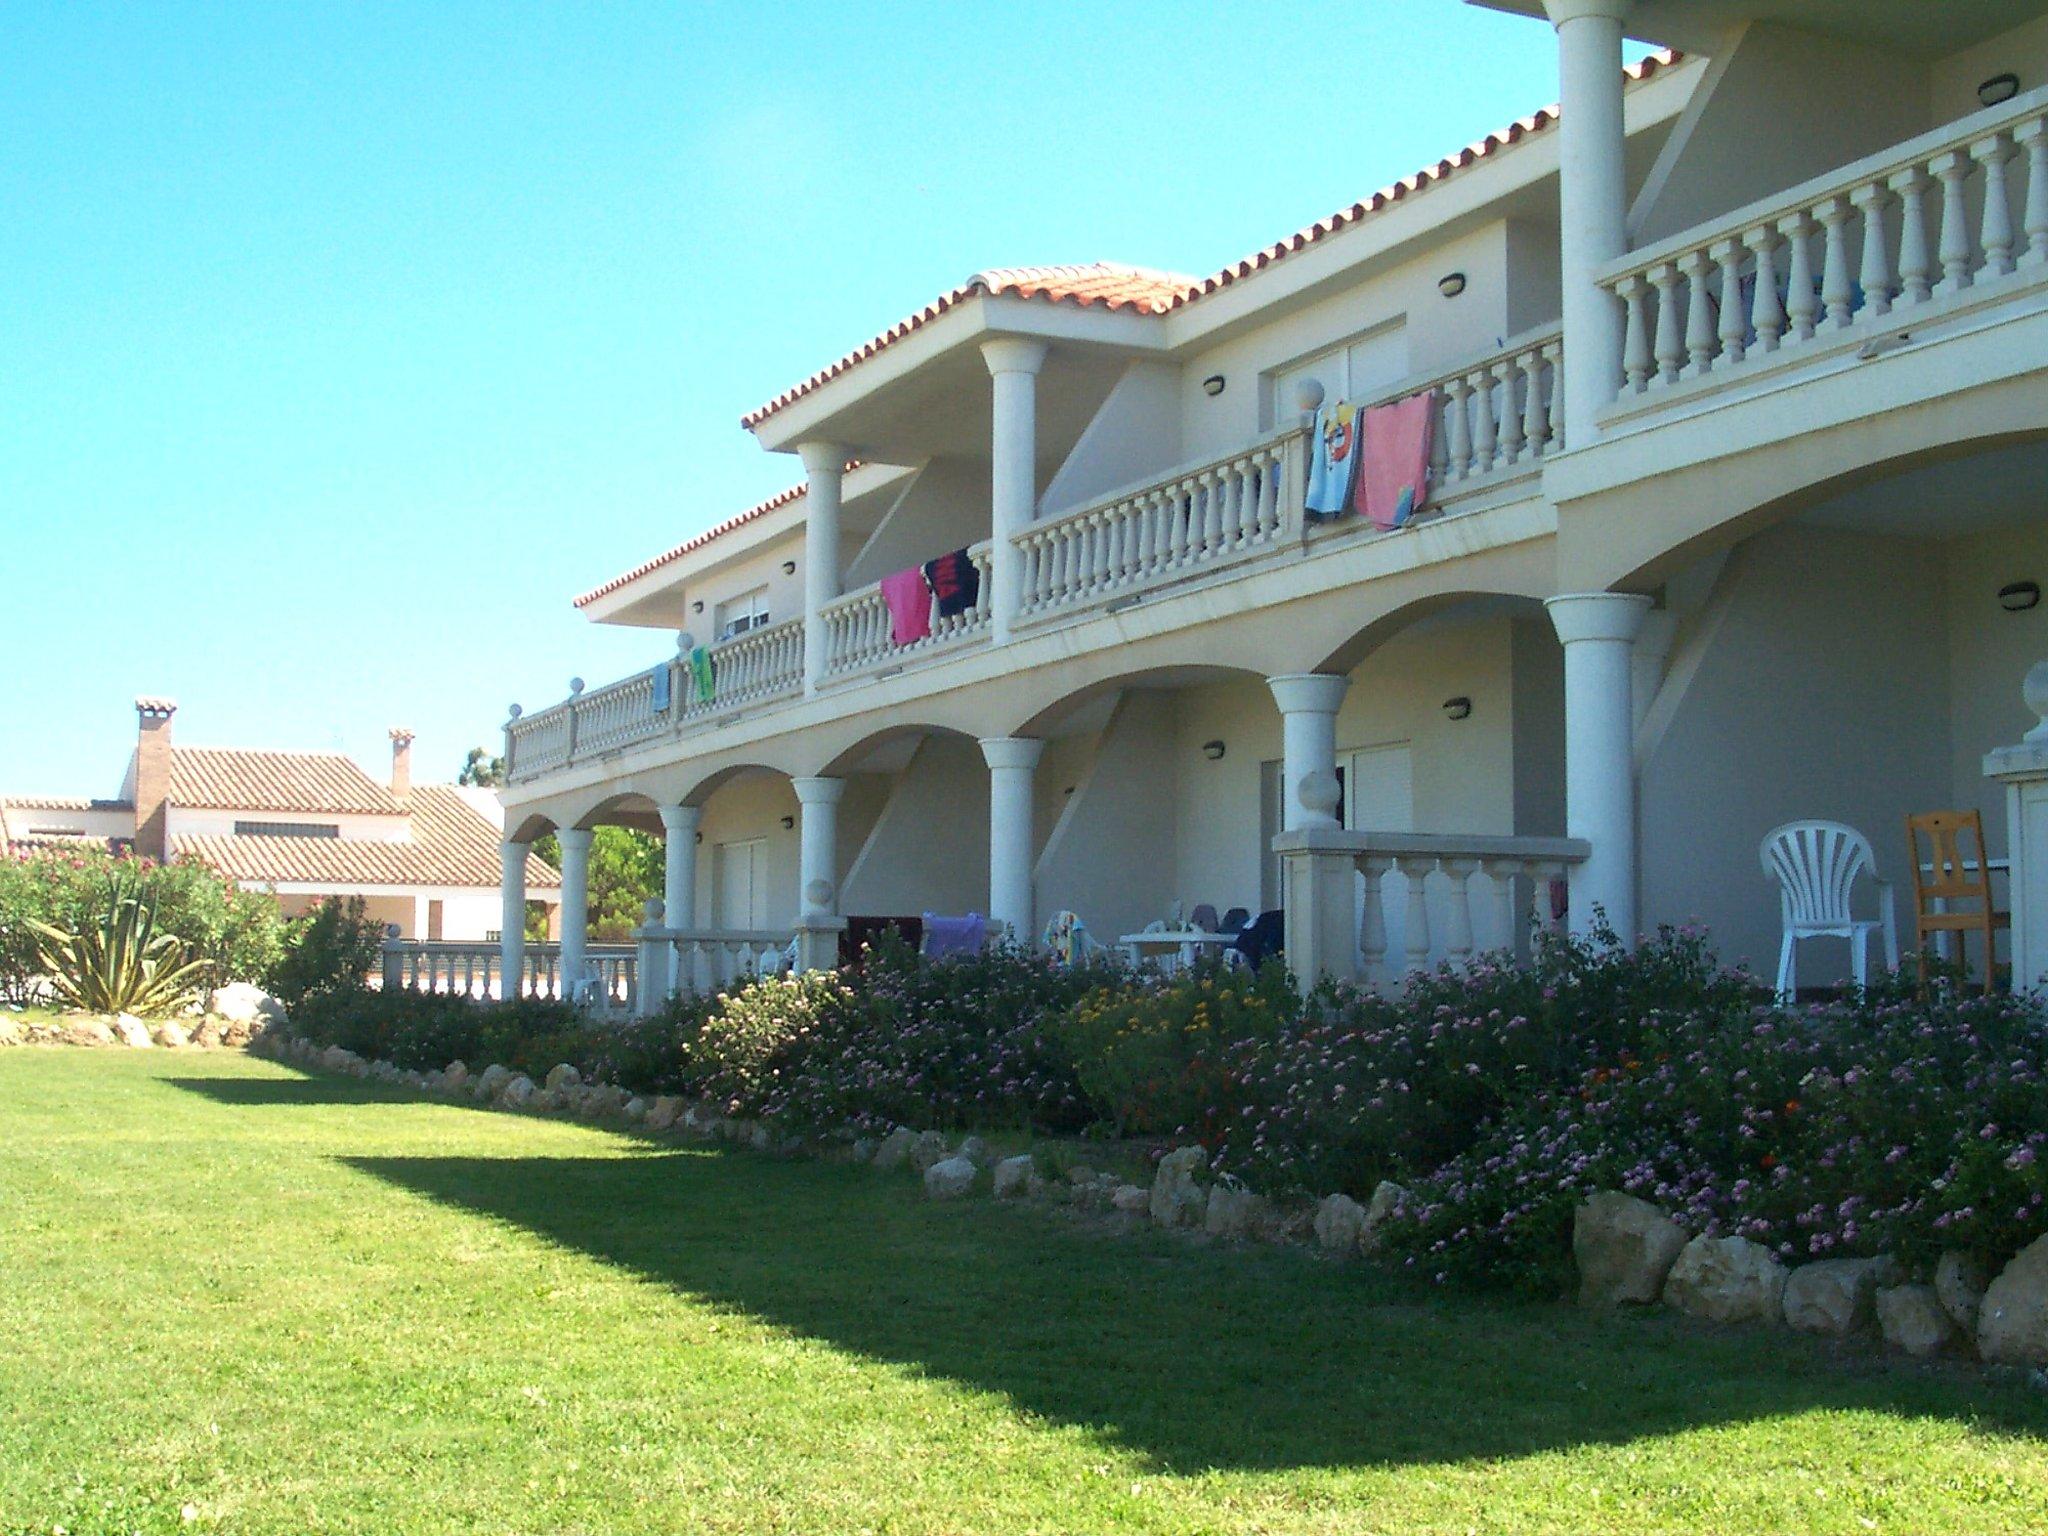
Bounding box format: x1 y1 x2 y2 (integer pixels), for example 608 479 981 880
1 1052 2044 1535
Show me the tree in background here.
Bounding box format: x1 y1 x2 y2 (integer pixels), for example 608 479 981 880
457 747 506 788
527 828 661 943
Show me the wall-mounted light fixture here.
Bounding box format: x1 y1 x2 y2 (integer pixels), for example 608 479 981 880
782 560 797 575
1442 696 1473 721
1202 374 1226 397
692 600 704 614
780 815 796 830
694 830 703 845
1999 580 2041 613
1979 72 2020 108
1202 739 1227 761
1438 271 1467 299
1063 785 1076 796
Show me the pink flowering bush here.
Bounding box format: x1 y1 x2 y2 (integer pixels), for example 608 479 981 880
1375 977 2048 1293
1211 925 1753 1199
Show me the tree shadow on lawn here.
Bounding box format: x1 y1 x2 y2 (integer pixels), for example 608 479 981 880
345 1146 2048 1475
167 1073 464 1111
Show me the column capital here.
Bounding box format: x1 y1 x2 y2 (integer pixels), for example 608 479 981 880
556 825 594 851
979 736 1045 772
500 836 529 857
1266 673 1351 715
796 441 849 477
658 802 703 834
980 337 1049 378
1542 0 1632 25
791 775 846 806
1545 592 1654 645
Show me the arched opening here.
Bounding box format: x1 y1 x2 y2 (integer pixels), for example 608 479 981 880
818 725 989 936
1625 433 2048 980
678 764 802 933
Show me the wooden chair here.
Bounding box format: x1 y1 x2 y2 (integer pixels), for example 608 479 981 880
1904 809 2008 995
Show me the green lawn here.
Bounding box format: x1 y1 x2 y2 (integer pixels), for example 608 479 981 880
2 1052 2044 1535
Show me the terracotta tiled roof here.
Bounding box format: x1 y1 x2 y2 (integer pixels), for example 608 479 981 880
739 263 1193 430
167 746 400 815
572 458 862 611
171 786 562 891
738 53 1679 431
0 795 132 812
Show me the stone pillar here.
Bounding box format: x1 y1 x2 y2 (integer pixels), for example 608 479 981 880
980 338 1049 644
498 839 528 998
556 826 593 998
798 442 846 692
658 804 701 929
1267 674 1351 830
1275 828 1366 987
1545 0 1633 441
1546 592 1652 944
792 777 845 919
980 736 1044 943
1984 659 2048 995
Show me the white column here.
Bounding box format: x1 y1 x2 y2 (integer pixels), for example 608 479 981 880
1984 659 2048 996
792 777 845 919
498 839 528 998
980 338 1049 645
980 737 1044 943
1546 593 1652 944
798 442 846 693
1267 674 1351 830
556 826 592 996
658 803 700 928
1546 0 1633 441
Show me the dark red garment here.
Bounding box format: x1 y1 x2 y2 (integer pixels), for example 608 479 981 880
922 549 981 619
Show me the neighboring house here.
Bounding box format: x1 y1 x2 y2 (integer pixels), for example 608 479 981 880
494 1 2048 997
2 698 561 940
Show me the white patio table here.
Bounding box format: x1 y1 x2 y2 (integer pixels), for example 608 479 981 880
1118 929 1237 971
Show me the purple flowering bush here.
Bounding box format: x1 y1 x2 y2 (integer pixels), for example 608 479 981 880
1211 925 1753 1200
1375 979 2048 1293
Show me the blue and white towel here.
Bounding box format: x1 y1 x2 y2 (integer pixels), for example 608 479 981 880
1305 401 1360 519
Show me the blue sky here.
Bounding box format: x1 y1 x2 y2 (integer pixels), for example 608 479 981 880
1 1 1640 796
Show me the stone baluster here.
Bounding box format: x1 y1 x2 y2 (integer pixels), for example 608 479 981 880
1492 862 1523 959
1468 363 1498 471
1428 395 1453 483
1649 263 1683 383
1889 166 1933 306
1680 250 1715 375
1930 150 1974 295
1780 211 1818 341
1973 131 2017 280
2018 117 2048 268
1618 276 1651 394
1398 857 1434 976
1713 238 1747 364
1543 342 1565 450
1519 350 1548 459
1494 368 1524 468
1442 859 1480 967
1816 198 1854 329
1442 375 1472 480
1849 182 1893 318
1744 224 1783 352
1359 856 1392 987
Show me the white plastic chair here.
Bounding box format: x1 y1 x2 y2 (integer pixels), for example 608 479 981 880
1760 820 1899 1000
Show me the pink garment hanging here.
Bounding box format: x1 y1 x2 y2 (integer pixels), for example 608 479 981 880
880 567 932 646
1352 390 1437 531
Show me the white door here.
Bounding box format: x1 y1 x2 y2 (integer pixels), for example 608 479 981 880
714 839 768 929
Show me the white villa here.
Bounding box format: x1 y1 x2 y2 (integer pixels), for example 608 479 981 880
485 0 2048 1008
1 698 561 942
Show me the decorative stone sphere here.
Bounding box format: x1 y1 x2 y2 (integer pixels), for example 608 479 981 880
675 629 695 653
568 677 585 696
1293 378 1327 416
642 898 664 923
507 703 523 720
2026 657 2048 741
804 878 834 910
1297 769 1343 819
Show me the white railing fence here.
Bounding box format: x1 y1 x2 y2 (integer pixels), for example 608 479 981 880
1601 85 2048 403
1016 429 1304 621
1423 327 1566 486
634 925 797 1014
683 617 805 718
380 939 638 1011
1277 829 1590 989
821 542 995 678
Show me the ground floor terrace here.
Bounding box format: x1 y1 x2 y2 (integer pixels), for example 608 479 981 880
483 429 2048 1009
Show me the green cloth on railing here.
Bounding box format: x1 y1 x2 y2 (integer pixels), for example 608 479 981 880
689 646 716 704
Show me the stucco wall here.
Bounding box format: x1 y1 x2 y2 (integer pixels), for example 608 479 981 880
691 770 802 930
1943 521 2048 857
840 735 990 919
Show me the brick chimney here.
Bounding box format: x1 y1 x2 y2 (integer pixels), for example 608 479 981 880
133 696 177 860
389 727 415 805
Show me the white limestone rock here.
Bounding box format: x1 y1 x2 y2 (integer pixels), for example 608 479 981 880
476 1064 512 1100
151 1021 192 1049
1575 1192 1689 1307
1877 1284 1959 1358
211 982 286 1027
442 1061 470 1090
1936 1251 1988 1334
955 1136 990 1168
992 1154 1035 1199
1978 1235 2048 1367
500 1075 536 1108
644 1097 680 1131
923 1156 977 1200
1783 1256 1898 1336
112 1014 154 1049
1149 1146 1208 1229
1313 1193 1366 1254
1204 1183 1270 1240
321 1044 361 1073
0 1017 21 1047
1359 1179 1409 1252
1661 1235 1789 1326
544 1063 581 1092
622 1097 648 1122
1111 1184 1151 1214
907 1130 951 1173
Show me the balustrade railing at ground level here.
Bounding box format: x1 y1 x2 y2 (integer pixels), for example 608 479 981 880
380 939 637 1011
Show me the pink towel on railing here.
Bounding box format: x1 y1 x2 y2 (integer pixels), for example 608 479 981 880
1352 390 1437 531
880 567 932 646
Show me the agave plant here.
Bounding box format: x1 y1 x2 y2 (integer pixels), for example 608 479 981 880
30 870 212 1017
